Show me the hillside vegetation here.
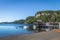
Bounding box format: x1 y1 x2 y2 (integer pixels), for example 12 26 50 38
35 10 60 22
13 10 60 24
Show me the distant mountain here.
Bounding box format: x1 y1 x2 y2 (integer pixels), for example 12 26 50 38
13 19 25 24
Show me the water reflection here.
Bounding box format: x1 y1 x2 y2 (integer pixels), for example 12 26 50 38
0 24 33 37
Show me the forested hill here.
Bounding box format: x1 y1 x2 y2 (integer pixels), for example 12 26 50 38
35 10 60 22
25 10 60 24
2 10 60 24
13 10 60 24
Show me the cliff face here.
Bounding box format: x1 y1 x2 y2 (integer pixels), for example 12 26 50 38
35 10 60 22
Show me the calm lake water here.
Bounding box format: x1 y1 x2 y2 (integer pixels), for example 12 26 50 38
0 24 33 37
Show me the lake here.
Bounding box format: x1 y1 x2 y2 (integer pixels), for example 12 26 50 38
0 24 33 37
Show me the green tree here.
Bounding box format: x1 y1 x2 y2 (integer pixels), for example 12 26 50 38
25 16 36 24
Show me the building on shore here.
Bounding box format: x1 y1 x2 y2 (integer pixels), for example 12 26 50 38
33 20 59 32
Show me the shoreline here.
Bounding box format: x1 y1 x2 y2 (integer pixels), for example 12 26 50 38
0 30 60 40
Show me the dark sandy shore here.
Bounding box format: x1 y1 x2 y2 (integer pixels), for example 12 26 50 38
0 30 60 40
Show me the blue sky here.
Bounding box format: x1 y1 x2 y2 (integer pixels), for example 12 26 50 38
0 0 60 22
